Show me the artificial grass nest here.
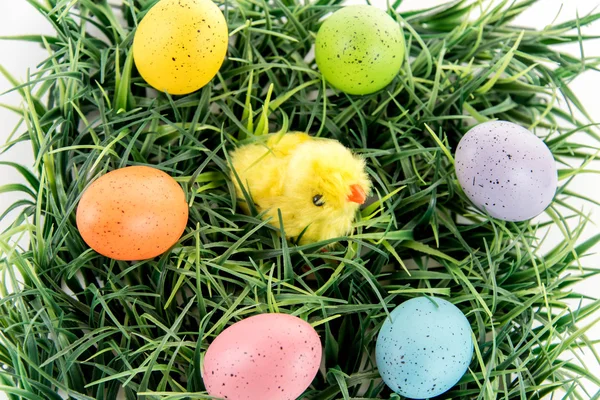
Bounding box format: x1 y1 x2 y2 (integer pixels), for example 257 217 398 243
1 0 600 399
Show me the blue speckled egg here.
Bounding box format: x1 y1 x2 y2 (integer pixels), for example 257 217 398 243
375 297 473 399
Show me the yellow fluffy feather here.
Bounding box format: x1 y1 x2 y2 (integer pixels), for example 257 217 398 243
230 132 371 244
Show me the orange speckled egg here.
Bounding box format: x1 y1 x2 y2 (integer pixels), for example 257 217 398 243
76 166 188 260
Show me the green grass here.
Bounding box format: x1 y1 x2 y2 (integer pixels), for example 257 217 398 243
1 0 600 398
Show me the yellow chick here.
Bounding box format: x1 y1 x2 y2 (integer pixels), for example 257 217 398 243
230 132 371 244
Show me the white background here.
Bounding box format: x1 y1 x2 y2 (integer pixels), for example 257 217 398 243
0 0 598 398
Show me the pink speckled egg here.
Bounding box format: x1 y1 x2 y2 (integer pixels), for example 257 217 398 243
203 313 322 400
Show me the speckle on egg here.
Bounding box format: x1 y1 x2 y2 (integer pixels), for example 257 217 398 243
455 120 558 221
203 313 322 400
375 297 474 399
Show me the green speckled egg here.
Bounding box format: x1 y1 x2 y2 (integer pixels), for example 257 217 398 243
315 5 404 95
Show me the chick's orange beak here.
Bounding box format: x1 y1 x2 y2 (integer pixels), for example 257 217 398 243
348 184 367 204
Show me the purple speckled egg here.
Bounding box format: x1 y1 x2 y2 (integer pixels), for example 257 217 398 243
455 121 557 221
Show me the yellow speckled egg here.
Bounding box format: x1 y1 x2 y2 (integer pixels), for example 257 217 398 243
133 0 228 95
76 166 189 261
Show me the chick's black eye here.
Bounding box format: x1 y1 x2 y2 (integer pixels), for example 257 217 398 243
312 194 325 207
